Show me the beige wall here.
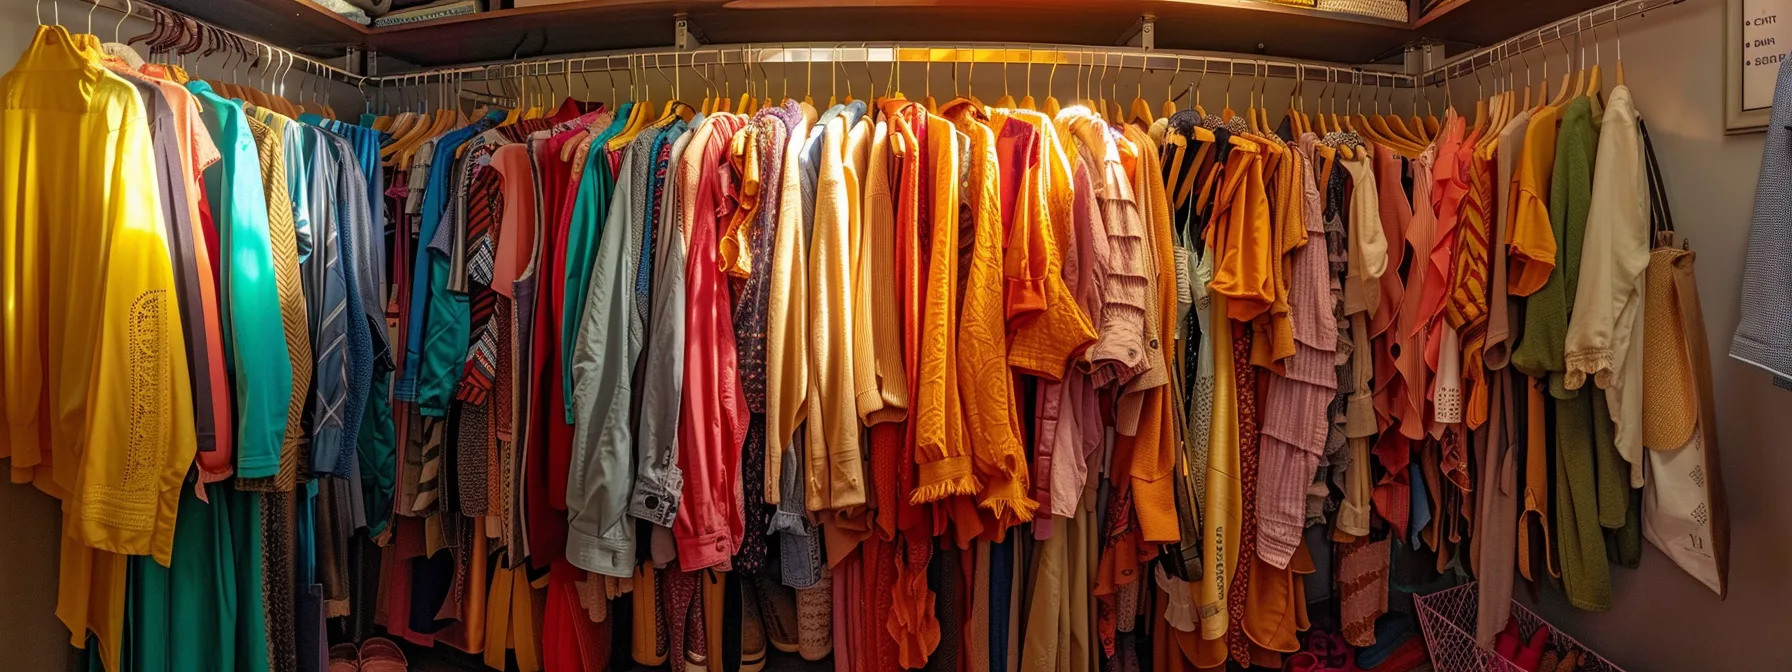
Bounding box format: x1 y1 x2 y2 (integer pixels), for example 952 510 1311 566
1 0 1789 669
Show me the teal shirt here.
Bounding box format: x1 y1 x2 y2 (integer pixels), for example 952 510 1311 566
190 81 292 479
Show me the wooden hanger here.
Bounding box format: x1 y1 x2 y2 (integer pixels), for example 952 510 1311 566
1160 57 1181 119
1245 62 1263 134
1220 60 1236 122
1583 13 1604 99
1127 53 1153 126
1549 27 1575 108
1612 5 1626 87
1042 54 1060 117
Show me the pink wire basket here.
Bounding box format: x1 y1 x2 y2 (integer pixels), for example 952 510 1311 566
1413 582 1628 672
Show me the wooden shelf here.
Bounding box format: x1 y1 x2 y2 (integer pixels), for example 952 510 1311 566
142 0 368 58
1413 0 1615 53
120 0 1643 71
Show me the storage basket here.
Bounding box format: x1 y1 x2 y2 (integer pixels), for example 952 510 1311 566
1316 0 1408 22
1414 583 1629 672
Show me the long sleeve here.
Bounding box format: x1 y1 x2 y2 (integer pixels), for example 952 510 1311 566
240 116 312 492
949 104 1035 527
632 123 699 527
854 119 910 425
64 76 198 565
765 113 812 502
911 113 977 504
1566 87 1649 484
193 87 292 480
564 145 641 577
807 113 867 511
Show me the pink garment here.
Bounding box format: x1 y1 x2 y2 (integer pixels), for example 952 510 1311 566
1037 155 1109 524
1068 117 1150 390
673 115 751 568
1256 139 1339 569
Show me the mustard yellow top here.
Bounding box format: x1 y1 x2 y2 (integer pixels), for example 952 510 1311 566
942 99 1035 528
911 111 977 505
999 109 1097 381
3 27 198 671
1507 104 1561 297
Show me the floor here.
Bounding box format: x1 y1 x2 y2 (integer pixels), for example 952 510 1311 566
406 644 835 672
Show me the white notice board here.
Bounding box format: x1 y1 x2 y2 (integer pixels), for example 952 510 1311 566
1729 0 1792 132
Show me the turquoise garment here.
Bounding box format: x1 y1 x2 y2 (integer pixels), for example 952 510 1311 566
125 484 268 672
191 81 292 479
416 114 507 416
560 105 634 417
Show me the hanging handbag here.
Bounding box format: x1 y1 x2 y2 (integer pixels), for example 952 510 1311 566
1637 118 1730 598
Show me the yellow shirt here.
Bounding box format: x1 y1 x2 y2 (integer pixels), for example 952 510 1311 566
3 26 197 669
1507 104 1561 297
806 112 870 512
854 118 910 426
1199 297 1242 642
1000 109 1097 381
764 108 812 502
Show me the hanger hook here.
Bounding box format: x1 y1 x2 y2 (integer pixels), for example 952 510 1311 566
1613 4 1623 63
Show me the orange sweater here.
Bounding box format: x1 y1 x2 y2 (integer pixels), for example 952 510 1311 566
910 111 977 505
943 101 1037 529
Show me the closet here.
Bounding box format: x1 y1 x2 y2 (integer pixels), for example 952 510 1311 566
0 0 1738 671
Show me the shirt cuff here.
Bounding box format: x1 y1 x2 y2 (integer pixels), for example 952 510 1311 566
628 467 683 527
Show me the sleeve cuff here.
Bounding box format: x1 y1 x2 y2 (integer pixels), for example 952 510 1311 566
566 528 636 578
628 468 684 527
674 529 731 572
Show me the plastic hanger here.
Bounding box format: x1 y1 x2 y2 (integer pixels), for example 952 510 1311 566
1042 53 1061 117
1124 53 1150 125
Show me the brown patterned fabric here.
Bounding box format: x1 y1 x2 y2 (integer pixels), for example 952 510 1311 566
240 115 312 493
1225 324 1260 665
1335 537 1389 646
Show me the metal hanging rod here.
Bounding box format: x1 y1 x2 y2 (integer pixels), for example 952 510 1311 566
368 42 1416 89
1418 0 1687 86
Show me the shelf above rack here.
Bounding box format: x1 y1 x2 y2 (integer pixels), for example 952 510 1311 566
86 0 1661 69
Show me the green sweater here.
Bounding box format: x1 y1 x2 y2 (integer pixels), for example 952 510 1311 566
1518 96 1625 612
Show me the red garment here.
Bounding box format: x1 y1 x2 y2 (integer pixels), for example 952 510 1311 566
674 115 749 568
525 124 590 568
543 560 612 672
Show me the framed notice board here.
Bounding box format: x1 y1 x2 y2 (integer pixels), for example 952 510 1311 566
1729 0 1792 132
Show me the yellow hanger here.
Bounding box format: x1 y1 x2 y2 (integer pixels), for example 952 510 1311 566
1042 54 1061 117
1220 60 1236 121
1019 55 1038 111
1254 60 1268 134
1192 62 1207 119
